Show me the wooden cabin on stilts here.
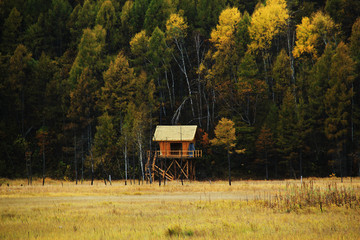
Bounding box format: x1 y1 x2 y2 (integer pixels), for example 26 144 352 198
145 125 202 182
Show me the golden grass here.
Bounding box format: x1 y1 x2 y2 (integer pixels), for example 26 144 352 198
0 178 359 239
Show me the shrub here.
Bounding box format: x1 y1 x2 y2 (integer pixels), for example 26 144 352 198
166 225 194 237
264 181 360 212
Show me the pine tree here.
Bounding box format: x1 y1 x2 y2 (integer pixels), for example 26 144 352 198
196 0 226 36
277 88 298 178
256 125 275 180
272 49 292 105
307 45 334 173
130 30 149 71
129 0 150 35
144 0 172 35
1 8 22 54
101 51 135 119
324 42 356 179
68 25 106 88
96 0 116 52
8 45 33 137
93 112 116 181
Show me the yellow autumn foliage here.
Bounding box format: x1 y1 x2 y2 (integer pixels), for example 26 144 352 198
210 118 236 151
292 17 318 58
166 13 188 39
293 11 338 59
210 7 241 50
248 0 289 53
130 30 149 56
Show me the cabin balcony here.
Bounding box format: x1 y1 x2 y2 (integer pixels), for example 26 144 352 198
147 150 202 158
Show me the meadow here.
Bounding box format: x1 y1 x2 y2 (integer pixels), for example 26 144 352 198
0 178 359 239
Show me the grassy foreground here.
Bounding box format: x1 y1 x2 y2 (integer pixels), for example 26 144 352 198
0 178 359 239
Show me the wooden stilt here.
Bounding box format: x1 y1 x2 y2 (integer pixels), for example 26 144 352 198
145 150 200 182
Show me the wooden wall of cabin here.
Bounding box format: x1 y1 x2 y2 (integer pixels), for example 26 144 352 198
157 141 195 157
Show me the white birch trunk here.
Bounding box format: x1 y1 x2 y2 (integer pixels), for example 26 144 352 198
138 132 144 183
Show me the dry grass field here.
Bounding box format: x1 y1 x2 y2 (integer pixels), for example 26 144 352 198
0 178 359 239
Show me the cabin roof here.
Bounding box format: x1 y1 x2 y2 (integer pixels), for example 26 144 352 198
153 125 197 141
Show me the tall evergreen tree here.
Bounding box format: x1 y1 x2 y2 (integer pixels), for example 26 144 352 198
144 0 172 35
68 25 106 87
1 8 22 54
324 42 356 178
96 0 116 52
277 88 298 178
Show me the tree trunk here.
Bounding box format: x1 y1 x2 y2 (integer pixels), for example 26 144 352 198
25 151 32 186
81 140 84 184
21 88 24 137
133 146 135 185
90 148 94 185
204 90 210 132
102 157 107 186
159 158 162 186
116 156 122 179
299 148 303 178
289 158 296 179
287 20 296 87
156 76 166 119
88 124 94 185
138 132 144 184
124 136 128 185
149 115 153 184
172 38 195 118
170 67 176 109
29 154 32 186
164 158 167 186
181 153 183 185
265 151 268 180
42 138 46 186
195 33 203 127
212 89 216 124
164 69 173 110
228 151 231 186
74 135 77 185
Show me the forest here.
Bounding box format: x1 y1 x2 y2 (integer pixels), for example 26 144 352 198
0 0 360 182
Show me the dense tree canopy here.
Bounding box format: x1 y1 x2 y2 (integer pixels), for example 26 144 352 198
0 0 360 181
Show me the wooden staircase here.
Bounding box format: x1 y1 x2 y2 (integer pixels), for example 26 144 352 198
153 165 173 181
145 152 174 181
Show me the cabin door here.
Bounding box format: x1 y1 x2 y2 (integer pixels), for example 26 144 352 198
170 143 182 156
188 143 195 157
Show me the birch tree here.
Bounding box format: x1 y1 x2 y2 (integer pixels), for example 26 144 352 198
248 0 289 100
166 13 196 119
